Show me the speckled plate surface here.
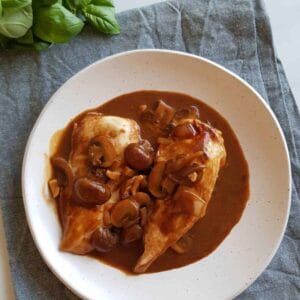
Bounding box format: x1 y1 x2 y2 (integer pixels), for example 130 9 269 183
22 50 291 300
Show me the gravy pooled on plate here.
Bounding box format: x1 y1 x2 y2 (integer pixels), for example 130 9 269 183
49 91 249 274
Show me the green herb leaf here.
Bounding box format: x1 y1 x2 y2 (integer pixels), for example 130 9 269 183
90 0 114 7
63 0 89 12
0 29 52 51
32 0 63 9
33 2 84 43
2 0 31 9
8 39 51 50
38 0 59 5
82 0 120 34
0 4 33 38
15 29 52 50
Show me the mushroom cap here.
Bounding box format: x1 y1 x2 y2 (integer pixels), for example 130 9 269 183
110 199 139 228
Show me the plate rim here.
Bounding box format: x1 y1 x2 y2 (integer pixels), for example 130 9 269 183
21 49 292 299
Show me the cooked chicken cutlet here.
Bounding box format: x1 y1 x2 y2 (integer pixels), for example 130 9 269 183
134 119 226 273
70 112 140 177
60 113 141 254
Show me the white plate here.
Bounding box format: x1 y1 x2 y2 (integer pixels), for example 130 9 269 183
22 50 291 300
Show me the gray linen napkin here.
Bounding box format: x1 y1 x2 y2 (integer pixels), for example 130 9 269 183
0 0 299 299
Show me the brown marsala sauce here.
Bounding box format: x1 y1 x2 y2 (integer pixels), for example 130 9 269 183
51 90 249 274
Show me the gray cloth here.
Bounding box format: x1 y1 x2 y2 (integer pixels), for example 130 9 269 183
0 0 299 299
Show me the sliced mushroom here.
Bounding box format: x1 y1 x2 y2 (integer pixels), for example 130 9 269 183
173 123 197 139
154 100 176 128
110 199 139 228
122 224 143 244
88 135 116 168
48 178 60 198
168 163 203 186
161 177 177 195
120 175 147 199
123 217 140 229
132 192 151 208
106 169 121 181
179 163 203 177
51 157 74 199
74 177 111 206
165 152 203 174
174 105 200 120
123 166 137 177
148 161 167 198
125 140 154 171
91 227 119 253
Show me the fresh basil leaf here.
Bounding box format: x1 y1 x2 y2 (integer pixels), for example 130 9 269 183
0 1 3 16
33 3 84 43
15 29 51 50
63 0 90 13
89 0 113 7
83 0 120 34
32 0 61 8
2 0 31 9
8 40 51 50
39 0 59 5
62 0 76 13
0 29 52 51
0 4 33 38
32 41 52 51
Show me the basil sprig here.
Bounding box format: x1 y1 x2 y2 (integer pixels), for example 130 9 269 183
0 0 120 50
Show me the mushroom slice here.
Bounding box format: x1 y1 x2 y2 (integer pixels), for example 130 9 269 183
48 178 60 198
120 175 147 199
173 122 197 139
154 100 175 128
110 199 139 228
91 227 119 253
88 135 117 168
122 224 143 244
134 119 226 273
132 192 151 209
148 161 167 198
51 157 74 199
73 178 111 206
174 105 200 120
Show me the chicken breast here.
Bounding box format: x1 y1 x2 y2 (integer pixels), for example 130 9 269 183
70 112 140 177
134 119 226 273
60 113 141 254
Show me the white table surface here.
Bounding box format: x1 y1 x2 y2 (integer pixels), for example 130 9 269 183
0 1 299 299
